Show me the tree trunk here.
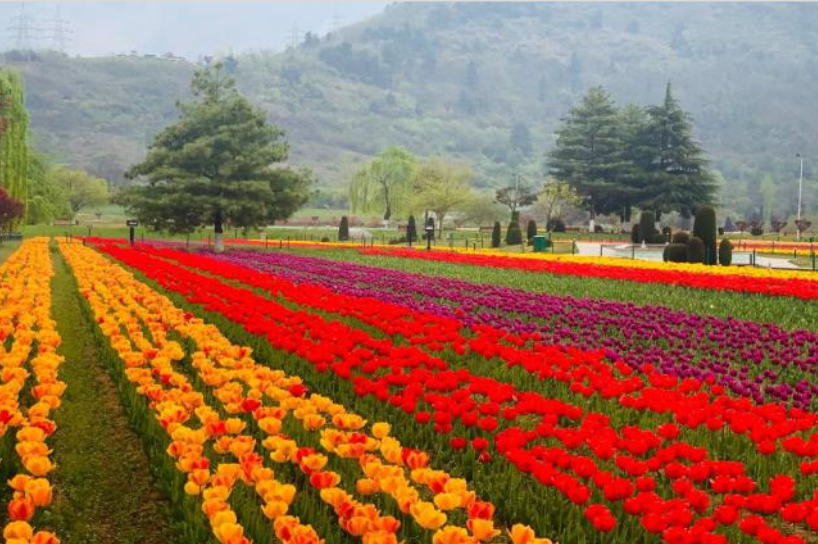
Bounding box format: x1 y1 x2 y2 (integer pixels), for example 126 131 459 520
214 213 224 253
438 214 445 238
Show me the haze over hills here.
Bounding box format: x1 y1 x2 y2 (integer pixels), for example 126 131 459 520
4 2 818 220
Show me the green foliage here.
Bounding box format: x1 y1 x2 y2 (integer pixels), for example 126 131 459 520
630 224 640 244
25 153 70 224
0 68 29 215
495 183 538 215
338 215 350 241
460 194 505 227
693 205 717 264
348 146 416 221
0 186 24 231
51 166 109 216
686 236 705 264
548 87 625 218
410 158 473 235
718 238 733 266
532 179 582 229
639 211 655 243
506 218 523 245
664 243 688 263
406 214 417 244
672 231 690 244
119 63 312 244
526 219 537 241
491 221 501 248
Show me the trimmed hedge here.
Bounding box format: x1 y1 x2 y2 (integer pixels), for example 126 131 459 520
687 236 705 264
719 238 733 266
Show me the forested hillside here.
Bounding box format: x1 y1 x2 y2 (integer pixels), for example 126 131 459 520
4 2 818 219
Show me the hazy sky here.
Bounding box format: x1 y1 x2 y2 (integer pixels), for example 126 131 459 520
0 2 389 58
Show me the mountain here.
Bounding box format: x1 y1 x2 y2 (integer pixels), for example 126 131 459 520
4 2 818 219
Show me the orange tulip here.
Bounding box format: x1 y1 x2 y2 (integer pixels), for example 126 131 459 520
257 417 282 435
432 526 472 544
509 524 536 544
3 521 34 540
467 519 500 541
184 481 201 495
433 492 461 511
362 530 399 544
8 474 32 492
309 471 340 490
8 497 35 521
32 531 60 544
371 422 391 439
261 500 289 520
24 478 53 507
213 522 244 544
343 515 373 536
23 455 53 477
410 502 447 530
356 478 379 495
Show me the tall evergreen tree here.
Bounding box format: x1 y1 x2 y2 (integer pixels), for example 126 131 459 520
120 63 312 251
634 83 717 218
548 86 627 226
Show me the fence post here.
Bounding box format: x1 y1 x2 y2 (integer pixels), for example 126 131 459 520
631 244 635 259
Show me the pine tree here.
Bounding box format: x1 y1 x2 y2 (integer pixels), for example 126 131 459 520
548 86 628 220
338 216 350 241
634 83 717 218
120 63 312 251
406 215 417 245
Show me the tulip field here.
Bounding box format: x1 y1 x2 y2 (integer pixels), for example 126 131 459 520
2 238 818 544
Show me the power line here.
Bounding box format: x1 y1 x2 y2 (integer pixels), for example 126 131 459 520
47 6 73 52
7 3 40 51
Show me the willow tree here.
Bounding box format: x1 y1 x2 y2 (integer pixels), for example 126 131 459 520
120 63 311 251
410 158 474 236
0 69 30 214
348 147 416 222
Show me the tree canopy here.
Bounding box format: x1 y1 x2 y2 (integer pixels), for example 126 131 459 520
410 158 473 235
495 179 539 216
120 63 312 249
0 69 30 209
548 83 717 224
51 166 109 216
348 146 416 221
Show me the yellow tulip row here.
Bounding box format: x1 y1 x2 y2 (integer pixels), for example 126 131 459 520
238 237 818 282
59 241 555 544
0 239 63 544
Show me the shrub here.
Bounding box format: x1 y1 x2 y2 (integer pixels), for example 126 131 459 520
639 211 655 244
718 238 733 266
672 231 690 244
511 210 521 224
320 236 330 243
750 226 764 236
338 216 350 241
594 224 603 233
491 221 501 248
506 220 523 245
547 218 566 232
653 232 668 244
407 215 417 244
526 219 537 243
630 224 640 244
687 236 705 264
425 217 436 241
388 236 407 245
665 243 688 263
662 226 672 238
693 206 717 265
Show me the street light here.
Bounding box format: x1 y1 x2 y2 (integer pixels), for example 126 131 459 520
797 154 804 241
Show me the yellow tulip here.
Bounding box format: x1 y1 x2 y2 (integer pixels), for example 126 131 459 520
184 481 201 495
410 501 447 530
467 519 500 542
24 478 53 507
210 509 238 527
433 492 462 511
433 526 473 544
261 500 289 520
3 521 34 540
213 522 244 544
371 422 391 439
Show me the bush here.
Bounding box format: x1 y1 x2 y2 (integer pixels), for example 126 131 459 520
693 206 717 265
653 233 668 244
662 226 672 238
594 224 603 233
672 231 690 244
338 216 350 241
547 218 566 232
511 210 521 224
639 211 655 244
320 236 330 243
490 221 502 248
687 236 705 264
388 236 407 245
407 215 417 244
506 220 523 245
630 224 641 244
526 219 537 243
750 226 764 236
718 238 733 266
665 243 688 263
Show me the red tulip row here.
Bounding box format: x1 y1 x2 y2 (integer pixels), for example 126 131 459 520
94 242 818 544
359 247 818 300
131 245 818 463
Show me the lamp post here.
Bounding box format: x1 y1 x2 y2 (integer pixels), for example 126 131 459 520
797 154 804 241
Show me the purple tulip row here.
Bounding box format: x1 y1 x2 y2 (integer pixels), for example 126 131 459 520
202 249 818 411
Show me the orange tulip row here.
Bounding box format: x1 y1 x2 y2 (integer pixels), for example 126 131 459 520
0 239 63 544
59 241 556 544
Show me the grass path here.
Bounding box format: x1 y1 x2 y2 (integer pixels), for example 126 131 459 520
48 247 179 544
